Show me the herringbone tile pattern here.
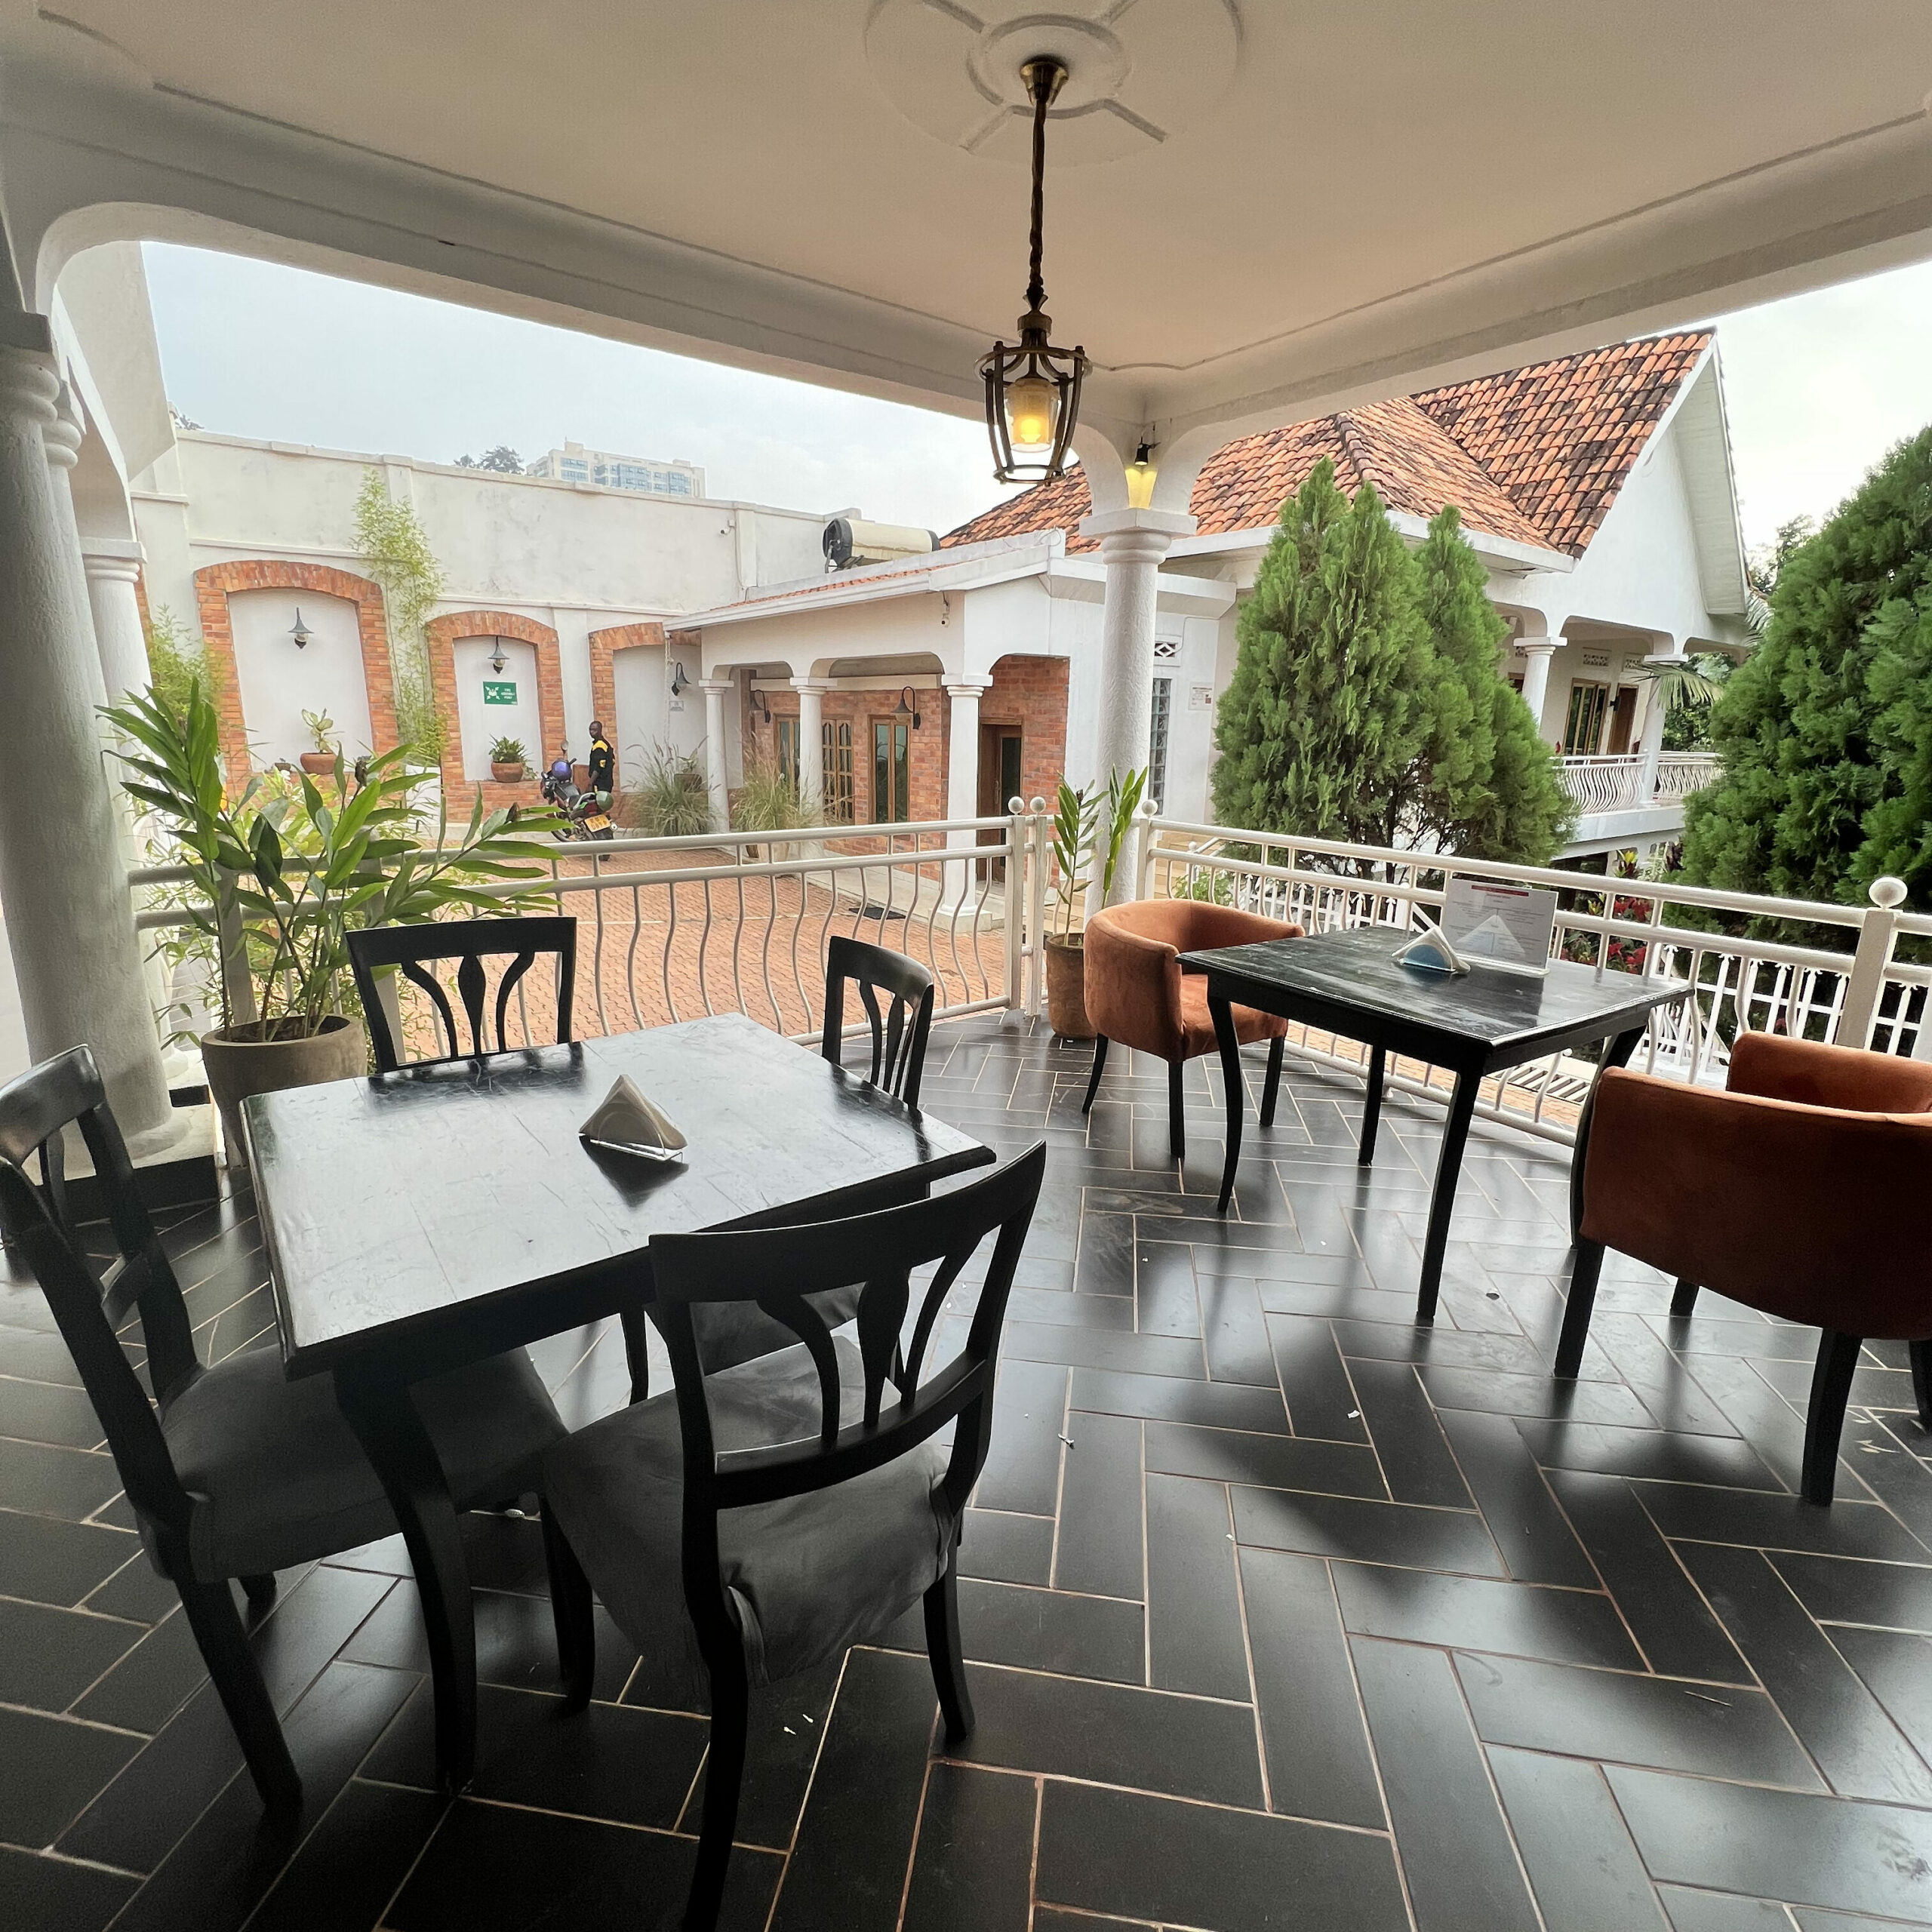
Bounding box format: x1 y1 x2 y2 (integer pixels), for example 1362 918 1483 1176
5 1013 1932 1930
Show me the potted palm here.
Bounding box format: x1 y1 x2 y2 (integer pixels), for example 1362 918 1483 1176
489 734 528 783
106 680 558 1168
1044 767 1147 1038
298 708 338 777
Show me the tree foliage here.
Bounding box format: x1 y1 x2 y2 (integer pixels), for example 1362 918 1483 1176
353 469 448 765
1210 463 1574 861
456 446 526 473
1681 426 1932 909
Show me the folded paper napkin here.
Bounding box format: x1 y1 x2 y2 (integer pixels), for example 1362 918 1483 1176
579 1075 688 1161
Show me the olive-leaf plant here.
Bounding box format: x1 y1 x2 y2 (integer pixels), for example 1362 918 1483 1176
106 678 559 1041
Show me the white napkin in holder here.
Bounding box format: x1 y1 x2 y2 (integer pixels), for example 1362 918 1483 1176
580 1075 688 1162
1392 918 1470 977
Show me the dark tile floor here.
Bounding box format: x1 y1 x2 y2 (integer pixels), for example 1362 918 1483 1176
5 1014 1932 1930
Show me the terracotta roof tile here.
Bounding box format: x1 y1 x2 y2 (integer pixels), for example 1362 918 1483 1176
942 331 1713 559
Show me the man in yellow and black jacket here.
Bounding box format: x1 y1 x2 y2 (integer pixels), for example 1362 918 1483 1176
586 720 615 808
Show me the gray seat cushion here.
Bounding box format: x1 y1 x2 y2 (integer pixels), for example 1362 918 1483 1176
672 1286 863 1376
544 1334 953 1700
160 1344 566 1580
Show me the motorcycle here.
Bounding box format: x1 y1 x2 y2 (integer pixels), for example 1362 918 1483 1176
540 756 615 841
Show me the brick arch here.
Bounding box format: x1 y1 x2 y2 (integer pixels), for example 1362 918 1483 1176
193 560 398 779
586 620 669 789
424 609 564 808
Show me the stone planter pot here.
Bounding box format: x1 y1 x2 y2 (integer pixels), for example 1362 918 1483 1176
298 752 335 777
201 1014 366 1171
1044 932 1093 1039
490 761 526 783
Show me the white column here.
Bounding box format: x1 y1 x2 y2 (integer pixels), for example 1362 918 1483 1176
1078 506 1195 905
1519 642 1558 740
943 678 990 906
700 679 734 830
82 540 151 705
1638 644 1680 801
0 333 173 1149
41 385 109 718
792 678 830 815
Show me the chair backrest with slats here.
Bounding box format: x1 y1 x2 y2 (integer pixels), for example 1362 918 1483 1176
0 1048 200 1540
347 916 577 1069
649 1140 1045 1634
822 936 935 1106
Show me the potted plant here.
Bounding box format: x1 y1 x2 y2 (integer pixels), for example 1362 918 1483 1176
1044 767 1147 1038
106 680 557 1168
489 734 528 783
299 708 338 777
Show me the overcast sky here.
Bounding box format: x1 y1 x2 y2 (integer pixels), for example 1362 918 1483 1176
143 242 1932 553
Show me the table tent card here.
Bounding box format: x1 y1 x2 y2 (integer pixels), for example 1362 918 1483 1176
580 1075 688 1162
1435 877 1558 975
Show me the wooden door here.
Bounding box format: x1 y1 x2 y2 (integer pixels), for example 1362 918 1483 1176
1563 681 1610 755
1604 685 1638 755
977 724 1022 880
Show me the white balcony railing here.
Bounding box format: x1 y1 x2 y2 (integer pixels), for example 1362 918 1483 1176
1557 750 1720 814
1139 814 1932 1146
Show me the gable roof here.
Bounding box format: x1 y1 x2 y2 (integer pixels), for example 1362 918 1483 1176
944 331 1714 560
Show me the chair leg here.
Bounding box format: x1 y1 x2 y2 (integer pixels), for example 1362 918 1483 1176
619 1304 652 1405
1168 1060 1185 1162
1912 1339 1932 1435
685 1654 749 1932
176 1576 301 1815
1670 1278 1700 1320
924 1554 975 1745
1802 1331 1863 1506
1553 1239 1606 1380
239 1573 278 1611
541 1506 596 1711
1081 1035 1109 1115
1260 1035 1284 1128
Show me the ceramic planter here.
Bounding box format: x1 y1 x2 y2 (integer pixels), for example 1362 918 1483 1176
490 761 526 783
200 1014 367 1171
298 752 335 776
1044 931 1093 1038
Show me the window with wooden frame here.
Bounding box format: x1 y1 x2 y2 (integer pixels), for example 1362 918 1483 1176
774 716 801 789
821 720 854 823
872 718 910 823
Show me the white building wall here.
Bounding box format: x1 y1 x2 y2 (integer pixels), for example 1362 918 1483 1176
228 589 374 764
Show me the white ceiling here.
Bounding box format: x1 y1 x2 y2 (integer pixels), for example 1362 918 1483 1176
5 0 1932 485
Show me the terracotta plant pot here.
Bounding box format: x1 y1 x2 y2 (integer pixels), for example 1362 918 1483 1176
490 761 525 783
1044 931 1093 1039
200 1014 367 1171
298 752 335 776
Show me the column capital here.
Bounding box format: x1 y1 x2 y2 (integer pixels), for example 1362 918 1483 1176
0 344 59 429
696 677 737 694
1517 638 1558 657
42 383 83 470
789 676 835 694
82 543 144 584
944 678 991 700
1079 506 1198 544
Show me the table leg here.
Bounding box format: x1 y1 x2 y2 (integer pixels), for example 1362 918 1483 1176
1358 1044 1386 1167
335 1369 476 1792
1568 1026 1645 1238
1416 1070 1480 1324
1210 991 1244 1214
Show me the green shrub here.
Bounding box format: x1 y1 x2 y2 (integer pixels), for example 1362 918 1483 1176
622 743 712 835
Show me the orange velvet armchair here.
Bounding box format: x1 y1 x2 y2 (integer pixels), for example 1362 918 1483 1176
1558 1032 1932 1503
1081 901 1304 1160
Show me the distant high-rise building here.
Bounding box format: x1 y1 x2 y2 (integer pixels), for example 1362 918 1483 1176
525 440 704 499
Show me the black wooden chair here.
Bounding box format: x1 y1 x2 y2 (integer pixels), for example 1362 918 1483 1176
822 935 934 1106
543 1140 1047 1930
346 915 577 1070
0 1046 569 1813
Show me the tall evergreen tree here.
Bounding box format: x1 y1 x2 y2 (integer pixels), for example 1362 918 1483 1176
1414 506 1576 860
1211 467 1574 862
1681 426 1932 908
1211 461 1434 848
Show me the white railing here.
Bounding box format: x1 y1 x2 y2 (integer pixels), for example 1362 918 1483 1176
1139 814 1932 1146
1557 750 1720 814
132 807 1054 1051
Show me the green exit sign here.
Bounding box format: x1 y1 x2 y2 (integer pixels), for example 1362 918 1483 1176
481 681 518 706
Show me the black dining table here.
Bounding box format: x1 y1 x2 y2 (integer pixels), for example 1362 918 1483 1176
1182 927 1689 1321
246 1011 993 1789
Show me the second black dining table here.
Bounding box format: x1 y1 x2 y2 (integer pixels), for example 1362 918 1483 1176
245 1011 994 1789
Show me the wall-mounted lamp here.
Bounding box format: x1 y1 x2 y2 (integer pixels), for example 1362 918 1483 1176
749 688 772 725
895 686 923 730
288 608 312 650
1124 440 1158 509
669 662 690 697
487 640 507 675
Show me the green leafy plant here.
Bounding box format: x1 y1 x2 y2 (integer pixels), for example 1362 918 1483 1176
355 469 448 771
104 678 558 1041
488 734 527 768
143 603 210 715
1098 766 1148 903
1049 779 1100 937
300 708 337 757
622 743 712 836
731 754 819 835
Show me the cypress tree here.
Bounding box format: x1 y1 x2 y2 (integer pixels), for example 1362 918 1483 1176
1414 506 1576 861
1681 426 1932 908
1210 461 1433 848
1211 467 1574 862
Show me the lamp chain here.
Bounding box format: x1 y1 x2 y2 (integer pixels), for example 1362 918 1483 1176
1026 63 1052 316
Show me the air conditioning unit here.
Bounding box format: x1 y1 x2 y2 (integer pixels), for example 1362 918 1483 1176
823 518 940 571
